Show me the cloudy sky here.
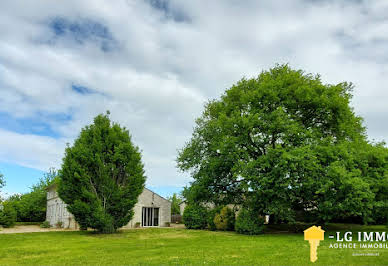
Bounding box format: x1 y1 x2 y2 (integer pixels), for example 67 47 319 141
1 0 387 198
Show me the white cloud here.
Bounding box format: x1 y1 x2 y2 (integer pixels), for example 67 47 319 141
0 129 67 171
0 0 387 189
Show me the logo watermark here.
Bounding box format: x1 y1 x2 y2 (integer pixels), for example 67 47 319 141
304 226 325 262
304 226 387 263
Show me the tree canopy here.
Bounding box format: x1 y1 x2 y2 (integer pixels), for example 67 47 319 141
58 113 146 233
177 64 388 224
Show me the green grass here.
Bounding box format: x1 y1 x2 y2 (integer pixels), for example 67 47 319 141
0 225 387 265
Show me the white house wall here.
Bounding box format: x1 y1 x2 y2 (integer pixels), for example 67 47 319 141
124 188 171 228
46 186 78 229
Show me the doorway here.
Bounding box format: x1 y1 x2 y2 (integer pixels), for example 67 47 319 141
142 207 159 227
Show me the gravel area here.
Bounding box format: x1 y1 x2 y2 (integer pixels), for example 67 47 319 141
0 225 76 234
0 224 185 234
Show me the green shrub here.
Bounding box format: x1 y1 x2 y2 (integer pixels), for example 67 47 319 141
56 221 63 228
5 169 58 223
235 208 265 235
183 204 208 229
0 203 17 228
214 206 235 231
40 221 51 228
208 206 223 231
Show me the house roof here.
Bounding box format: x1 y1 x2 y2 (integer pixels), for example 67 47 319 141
143 187 171 202
46 183 58 190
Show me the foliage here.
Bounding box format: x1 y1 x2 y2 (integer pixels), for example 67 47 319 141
0 202 17 228
58 113 146 233
56 221 64 228
207 206 223 231
168 193 183 215
235 207 265 235
182 204 208 229
4 194 22 220
293 140 387 225
40 221 51 228
177 64 387 224
360 143 388 224
6 169 58 222
213 206 235 231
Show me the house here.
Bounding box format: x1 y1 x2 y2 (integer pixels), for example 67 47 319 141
46 184 171 229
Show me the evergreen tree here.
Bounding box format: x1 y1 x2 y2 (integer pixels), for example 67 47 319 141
58 112 146 233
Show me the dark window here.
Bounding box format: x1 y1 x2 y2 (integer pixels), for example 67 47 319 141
141 207 160 226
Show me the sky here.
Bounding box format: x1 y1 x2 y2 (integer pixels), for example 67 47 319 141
0 0 388 198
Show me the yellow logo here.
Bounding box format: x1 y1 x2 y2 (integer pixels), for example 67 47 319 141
304 226 325 262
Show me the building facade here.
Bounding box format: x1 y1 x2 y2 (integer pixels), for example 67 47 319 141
46 184 171 229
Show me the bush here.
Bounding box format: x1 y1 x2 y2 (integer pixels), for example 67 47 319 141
56 221 63 228
0 203 17 228
183 204 208 229
208 206 223 231
40 221 50 228
214 206 235 231
5 170 58 223
235 208 265 235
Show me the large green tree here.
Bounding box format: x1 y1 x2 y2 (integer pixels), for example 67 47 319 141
58 113 146 233
177 64 387 224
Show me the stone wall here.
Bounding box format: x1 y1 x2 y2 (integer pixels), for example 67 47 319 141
46 185 78 229
124 188 171 228
46 186 171 229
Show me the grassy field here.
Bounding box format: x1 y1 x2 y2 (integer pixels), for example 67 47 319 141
0 225 387 265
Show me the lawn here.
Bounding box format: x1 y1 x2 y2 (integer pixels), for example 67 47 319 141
0 225 387 265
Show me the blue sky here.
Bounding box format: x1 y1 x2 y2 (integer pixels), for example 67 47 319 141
0 162 44 196
1 0 388 199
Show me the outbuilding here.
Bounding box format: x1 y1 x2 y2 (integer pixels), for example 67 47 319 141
46 184 171 229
